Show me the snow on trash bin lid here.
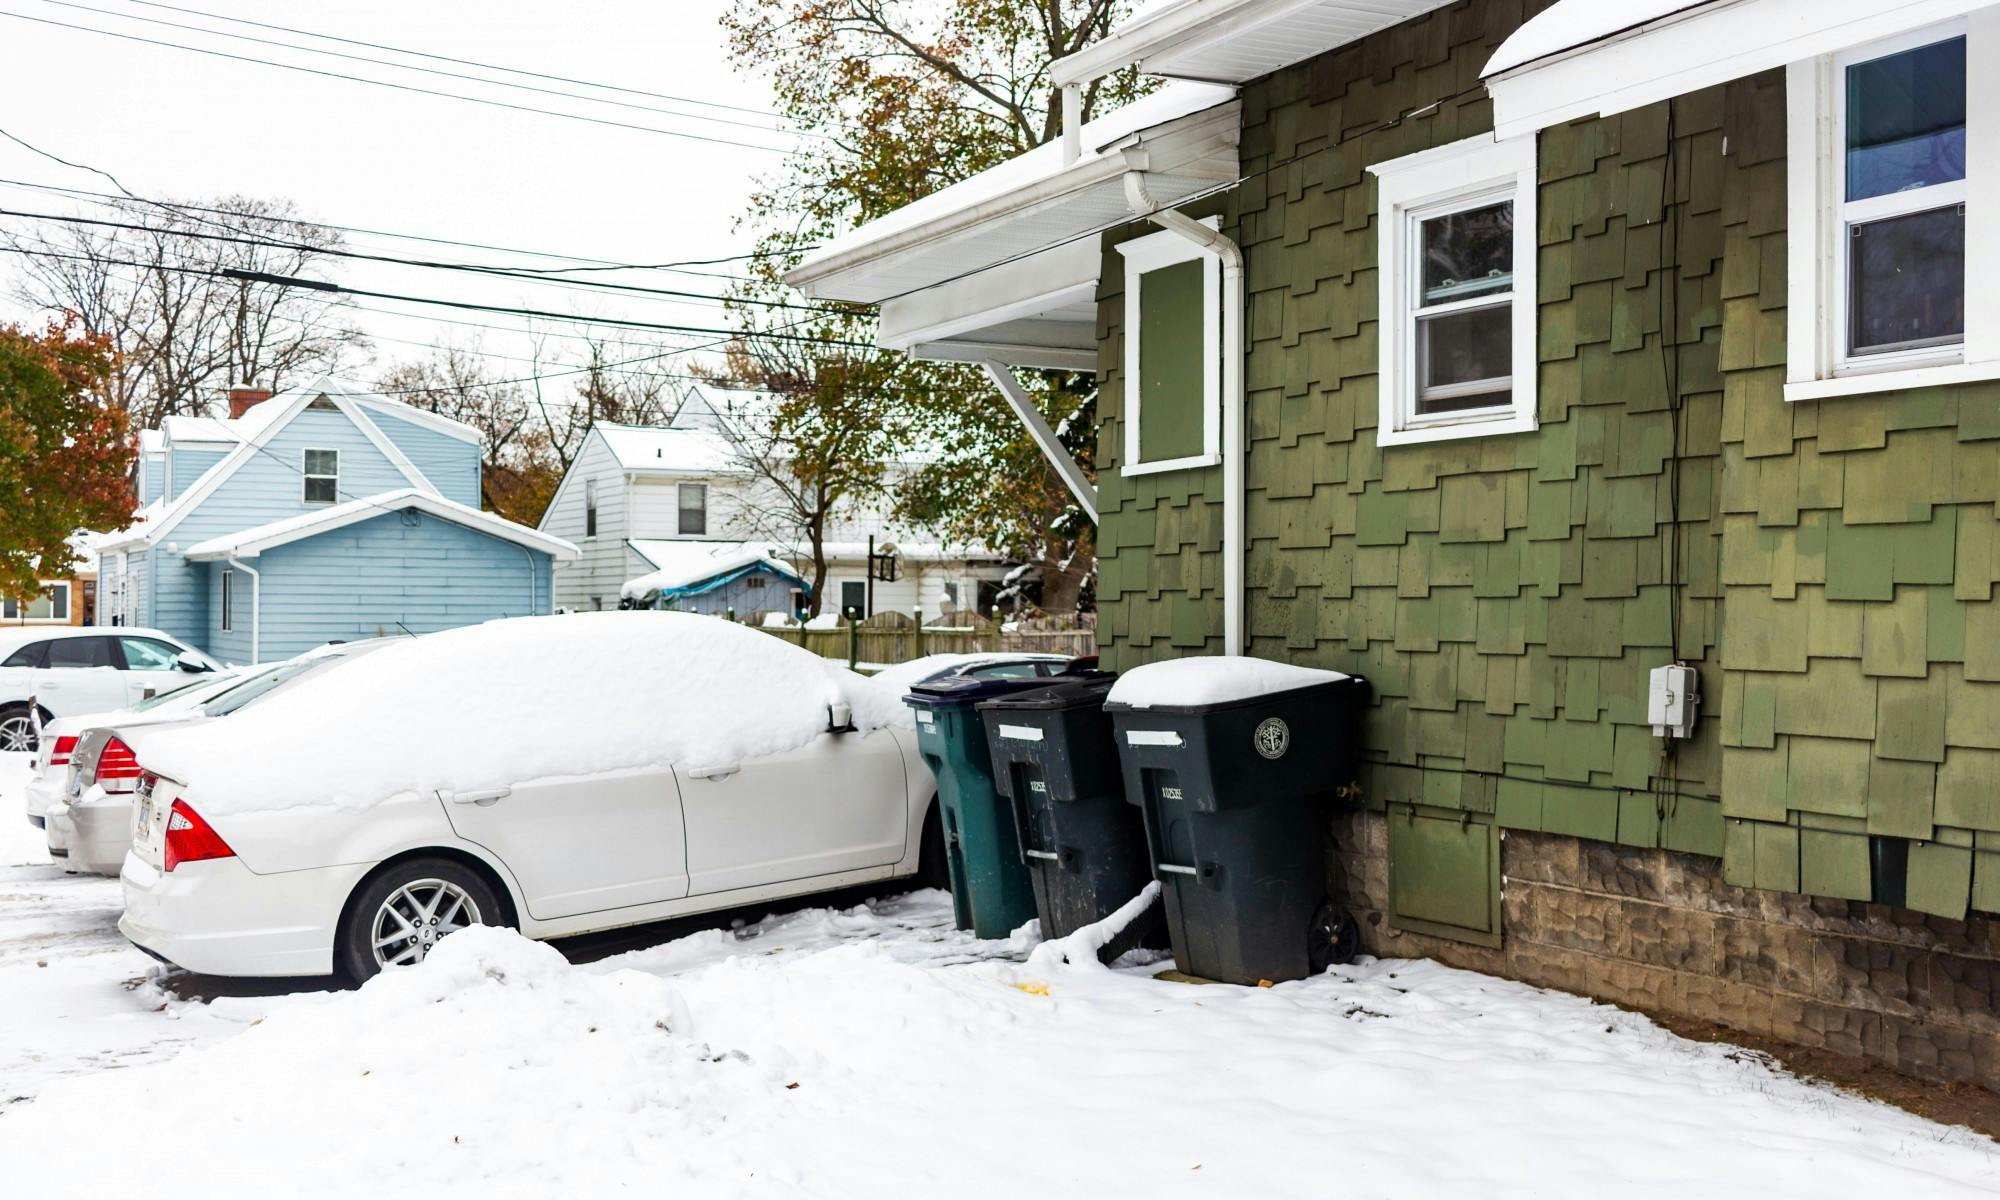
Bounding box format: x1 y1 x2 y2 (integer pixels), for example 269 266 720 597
1105 656 1349 710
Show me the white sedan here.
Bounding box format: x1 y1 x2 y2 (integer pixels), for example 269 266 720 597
119 613 943 980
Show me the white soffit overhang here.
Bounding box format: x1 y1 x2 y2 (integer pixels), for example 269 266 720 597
787 94 1239 307
1485 0 1995 139
877 240 1101 371
1052 0 1456 87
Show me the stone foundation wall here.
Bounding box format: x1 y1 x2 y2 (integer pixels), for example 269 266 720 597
1329 810 2000 1090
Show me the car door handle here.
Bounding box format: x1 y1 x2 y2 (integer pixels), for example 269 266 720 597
685 764 740 781
441 786 511 805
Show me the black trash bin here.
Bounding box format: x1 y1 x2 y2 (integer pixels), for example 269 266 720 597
1103 661 1371 986
978 674 1166 963
904 675 1054 938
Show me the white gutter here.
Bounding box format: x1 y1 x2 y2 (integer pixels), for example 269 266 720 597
1123 163 1244 657
981 363 1099 524
226 555 261 665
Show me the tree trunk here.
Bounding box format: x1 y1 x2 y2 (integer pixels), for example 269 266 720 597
1039 545 1089 613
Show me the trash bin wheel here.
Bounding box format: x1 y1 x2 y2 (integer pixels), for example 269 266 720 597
1309 901 1360 973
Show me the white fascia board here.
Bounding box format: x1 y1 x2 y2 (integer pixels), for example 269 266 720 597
877 240 1101 349
908 340 1101 372
354 397 483 444
1053 0 1322 86
334 395 439 495
789 101 1239 304
1487 0 1993 140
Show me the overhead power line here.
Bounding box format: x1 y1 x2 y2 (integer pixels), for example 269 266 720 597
0 205 850 315
42 0 821 141
119 0 784 118
0 241 873 348
0 9 799 152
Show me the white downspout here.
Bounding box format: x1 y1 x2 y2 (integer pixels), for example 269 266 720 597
1123 166 1246 657
226 555 260 665
517 544 538 616
1061 84 1082 165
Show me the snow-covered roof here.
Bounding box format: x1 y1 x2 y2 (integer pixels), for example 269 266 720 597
160 414 240 445
1483 1 1711 77
621 540 805 603
787 82 1238 306
595 422 736 474
181 487 579 562
137 429 164 456
1051 0 1456 90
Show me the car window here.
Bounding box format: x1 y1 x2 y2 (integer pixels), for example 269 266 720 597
201 657 334 716
118 637 185 671
1 641 48 669
966 661 1045 680
46 637 117 669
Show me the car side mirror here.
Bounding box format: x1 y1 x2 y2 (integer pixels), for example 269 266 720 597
175 651 210 673
826 702 855 735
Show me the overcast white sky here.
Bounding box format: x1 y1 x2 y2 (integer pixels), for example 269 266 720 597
0 0 791 400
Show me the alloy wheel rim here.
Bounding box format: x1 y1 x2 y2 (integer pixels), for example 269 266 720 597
370 878 481 968
0 716 35 753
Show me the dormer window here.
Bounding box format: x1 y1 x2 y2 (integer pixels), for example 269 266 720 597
302 448 338 505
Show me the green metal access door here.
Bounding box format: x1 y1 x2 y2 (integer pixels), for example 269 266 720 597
1386 803 1502 949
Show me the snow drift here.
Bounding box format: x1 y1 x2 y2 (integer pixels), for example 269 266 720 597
132 612 912 815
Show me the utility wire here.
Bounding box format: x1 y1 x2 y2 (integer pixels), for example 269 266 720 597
42 0 822 140
0 175 792 278
0 205 853 314
119 0 785 118
0 10 799 152
0 242 874 348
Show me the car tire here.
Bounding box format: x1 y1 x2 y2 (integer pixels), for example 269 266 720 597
0 704 41 754
915 799 950 892
336 856 509 983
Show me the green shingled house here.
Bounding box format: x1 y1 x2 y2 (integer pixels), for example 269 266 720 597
791 0 2000 1088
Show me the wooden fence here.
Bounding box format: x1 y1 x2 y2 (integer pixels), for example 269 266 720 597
748 610 1096 669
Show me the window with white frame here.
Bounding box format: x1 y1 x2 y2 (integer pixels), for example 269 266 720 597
585 478 598 538
1114 224 1221 474
1787 18 2000 399
302 448 338 505
678 483 707 536
1369 135 1538 446
220 569 234 633
1 581 69 622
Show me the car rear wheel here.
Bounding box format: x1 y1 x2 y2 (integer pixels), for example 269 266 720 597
337 856 507 982
0 705 39 753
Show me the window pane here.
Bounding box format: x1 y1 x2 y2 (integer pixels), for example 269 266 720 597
841 581 866 616
47 637 114 669
1420 201 1513 305
1846 37 1965 202
1135 258 1208 462
119 637 182 671
1849 204 1965 355
2 642 47 668
304 449 338 476
304 476 338 504
1416 304 1512 415
678 483 707 535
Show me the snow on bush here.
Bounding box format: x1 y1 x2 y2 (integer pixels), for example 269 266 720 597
133 612 911 815
1106 655 1350 709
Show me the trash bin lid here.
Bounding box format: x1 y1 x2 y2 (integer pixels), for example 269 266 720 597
1102 656 1357 714
974 671 1117 712
904 674 1057 710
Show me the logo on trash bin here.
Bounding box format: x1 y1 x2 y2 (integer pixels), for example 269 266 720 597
1253 717 1290 759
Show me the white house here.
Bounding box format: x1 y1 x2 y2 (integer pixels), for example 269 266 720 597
538 386 1014 618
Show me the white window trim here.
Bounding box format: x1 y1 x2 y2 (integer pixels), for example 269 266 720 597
1786 14 2000 402
2 580 70 623
584 477 599 540
678 481 708 536
1370 134 1539 447
1115 222 1222 476
302 447 339 506
220 569 234 633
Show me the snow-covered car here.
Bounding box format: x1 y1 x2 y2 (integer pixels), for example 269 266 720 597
0 627 222 752
119 613 942 981
867 652 1082 691
39 642 400 874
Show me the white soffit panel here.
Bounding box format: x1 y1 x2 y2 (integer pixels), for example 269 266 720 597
1054 0 1456 87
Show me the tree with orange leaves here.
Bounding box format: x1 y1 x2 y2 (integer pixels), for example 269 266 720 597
0 320 132 604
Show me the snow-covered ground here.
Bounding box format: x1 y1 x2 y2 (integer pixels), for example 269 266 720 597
3 750 1998 1197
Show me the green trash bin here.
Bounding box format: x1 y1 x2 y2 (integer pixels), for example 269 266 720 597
905 676 1050 937
978 674 1167 963
1103 660 1371 986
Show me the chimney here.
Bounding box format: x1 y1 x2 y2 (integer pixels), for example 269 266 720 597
228 385 274 420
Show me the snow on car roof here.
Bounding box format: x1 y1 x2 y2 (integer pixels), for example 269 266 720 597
1105 655 1349 709
129 612 913 816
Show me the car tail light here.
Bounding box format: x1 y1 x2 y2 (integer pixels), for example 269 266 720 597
96 736 143 792
49 735 78 768
164 800 233 872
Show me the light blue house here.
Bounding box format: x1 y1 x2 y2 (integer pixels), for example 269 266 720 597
98 381 578 663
